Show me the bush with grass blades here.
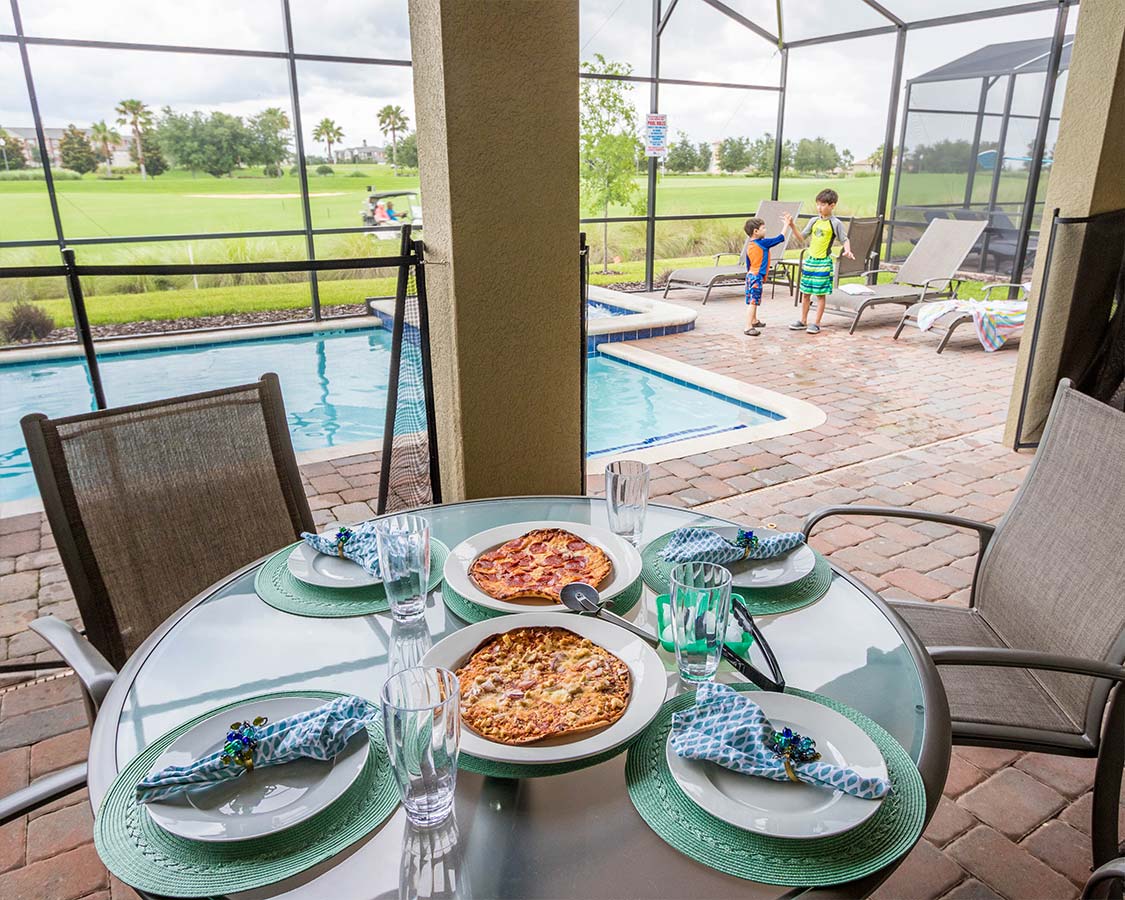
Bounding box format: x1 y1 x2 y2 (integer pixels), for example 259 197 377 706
0 301 56 342
0 168 82 181
315 164 334 176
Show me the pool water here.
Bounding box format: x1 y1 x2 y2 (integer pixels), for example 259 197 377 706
0 327 777 502
586 301 634 319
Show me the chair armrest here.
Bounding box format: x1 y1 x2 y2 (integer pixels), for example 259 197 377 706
803 504 995 542
982 282 1029 301
0 762 87 827
1083 857 1125 899
713 252 739 263
929 646 1125 682
29 617 116 713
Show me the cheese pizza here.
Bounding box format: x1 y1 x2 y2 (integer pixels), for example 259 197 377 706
468 528 611 602
456 625 632 744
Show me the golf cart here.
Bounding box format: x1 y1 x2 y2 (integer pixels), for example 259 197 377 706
362 188 423 239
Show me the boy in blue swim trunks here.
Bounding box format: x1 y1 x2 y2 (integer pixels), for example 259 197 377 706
742 216 786 336
785 189 854 334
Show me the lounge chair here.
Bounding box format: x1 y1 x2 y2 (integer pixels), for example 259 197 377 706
804 380 1125 869
662 200 801 305
819 217 988 333
893 282 1028 353
782 216 882 307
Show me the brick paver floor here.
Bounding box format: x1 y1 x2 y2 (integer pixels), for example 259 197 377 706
1 287 1120 899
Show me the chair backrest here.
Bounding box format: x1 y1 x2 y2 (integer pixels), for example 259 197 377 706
976 380 1125 737
894 218 987 288
755 200 803 265
836 216 882 281
22 373 315 668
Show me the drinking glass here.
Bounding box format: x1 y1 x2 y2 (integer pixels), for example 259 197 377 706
381 666 461 827
669 561 733 684
604 460 650 545
375 514 431 621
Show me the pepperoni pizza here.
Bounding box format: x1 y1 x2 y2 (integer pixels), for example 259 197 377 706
468 528 612 601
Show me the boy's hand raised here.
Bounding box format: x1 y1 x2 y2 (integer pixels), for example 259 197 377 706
843 249 855 260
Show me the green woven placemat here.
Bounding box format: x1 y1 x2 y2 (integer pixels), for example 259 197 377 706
641 531 832 615
625 684 926 887
255 539 449 617
94 690 399 898
459 738 633 779
441 575 643 624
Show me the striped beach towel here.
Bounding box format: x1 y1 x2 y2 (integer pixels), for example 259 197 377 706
916 300 1027 352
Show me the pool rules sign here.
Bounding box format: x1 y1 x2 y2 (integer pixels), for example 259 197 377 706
644 114 668 158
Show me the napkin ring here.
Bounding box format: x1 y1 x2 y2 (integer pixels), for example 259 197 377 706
333 526 354 558
735 529 760 560
767 727 821 783
222 717 267 771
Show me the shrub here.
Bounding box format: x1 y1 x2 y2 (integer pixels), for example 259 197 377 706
97 174 125 181
288 165 300 176
0 168 82 181
315 165 334 176
263 163 283 177
0 300 56 342
347 170 368 177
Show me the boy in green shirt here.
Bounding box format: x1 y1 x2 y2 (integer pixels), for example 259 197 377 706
785 189 854 334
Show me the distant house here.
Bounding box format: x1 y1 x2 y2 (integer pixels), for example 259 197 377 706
851 155 880 175
4 126 131 169
334 140 386 164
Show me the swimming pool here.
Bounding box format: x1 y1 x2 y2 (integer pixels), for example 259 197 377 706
0 327 779 503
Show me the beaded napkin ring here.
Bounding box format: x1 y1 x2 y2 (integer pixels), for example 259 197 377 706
333 526 354 558
767 727 821 782
221 717 267 771
735 528 761 560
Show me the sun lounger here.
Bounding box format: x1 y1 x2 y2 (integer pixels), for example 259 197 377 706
662 201 801 305
894 282 1028 352
822 218 988 333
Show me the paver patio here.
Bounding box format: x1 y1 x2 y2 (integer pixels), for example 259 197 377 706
0 286 1119 899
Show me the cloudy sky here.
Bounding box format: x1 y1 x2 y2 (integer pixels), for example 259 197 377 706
1 0 1074 160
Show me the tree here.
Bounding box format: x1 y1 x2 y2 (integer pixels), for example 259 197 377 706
793 136 840 175
869 143 885 169
90 120 122 177
580 54 643 273
0 129 28 170
840 148 854 171
747 133 775 175
115 99 153 179
248 107 291 173
58 125 96 174
312 118 343 163
696 141 712 172
156 108 248 177
397 131 418 169
376 105 409 172
717 137 749 173
665 131 700 173
131 129 167 176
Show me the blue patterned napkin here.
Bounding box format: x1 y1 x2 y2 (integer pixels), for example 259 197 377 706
136 695 374 803
670 682 891 800
302 524 381 577
659 527 805 565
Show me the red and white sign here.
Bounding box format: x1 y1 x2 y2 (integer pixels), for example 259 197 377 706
644 113 668 158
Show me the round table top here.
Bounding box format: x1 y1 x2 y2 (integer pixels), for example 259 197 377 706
88 496 947 900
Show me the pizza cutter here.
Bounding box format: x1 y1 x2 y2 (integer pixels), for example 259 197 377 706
559 583 659 646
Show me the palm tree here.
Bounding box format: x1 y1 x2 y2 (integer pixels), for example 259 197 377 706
312 118 343 163
376 105 409 172
114 99 153 180
89 120 122 177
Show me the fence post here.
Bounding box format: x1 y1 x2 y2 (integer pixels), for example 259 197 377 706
62 248 107 410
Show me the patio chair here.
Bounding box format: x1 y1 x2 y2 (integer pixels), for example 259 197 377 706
893 282 1029 353
784 216 883 307
1084 856 1125 899
820 218 988 333
0 373 314 826
803 380 1125 869
662 200 801 305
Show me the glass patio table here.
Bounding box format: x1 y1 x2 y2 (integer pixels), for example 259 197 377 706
87 496 950 899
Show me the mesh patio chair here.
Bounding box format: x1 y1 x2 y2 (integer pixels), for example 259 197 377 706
786 216 883 307
803 380 1125 868
821 218 988 333
1084 856 1125 899
0 373 314 826
893 281 1029 353
662 200 802 305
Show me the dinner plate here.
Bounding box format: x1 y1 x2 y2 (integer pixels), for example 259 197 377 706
443 520 642 614
666 692 887 839
287 534 381 589
144 695 370 843
708 526 816 589
420 612 667 765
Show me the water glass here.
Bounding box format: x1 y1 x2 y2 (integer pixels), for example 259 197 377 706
605 460 650 545
669 561 733 684
375 514 431 621
381 666 461 827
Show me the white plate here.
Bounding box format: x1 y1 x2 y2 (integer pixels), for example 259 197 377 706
420 612 667 765
443 521 642 614
145 695 370 843
708 526 816 589
666 692 887 839
287 536 381 589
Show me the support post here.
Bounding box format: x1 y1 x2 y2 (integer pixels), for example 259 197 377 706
876 26 907 270
644 0 661 291
983 74 1017 274
963 77 991 210
61 249 107 410
771 48 787 201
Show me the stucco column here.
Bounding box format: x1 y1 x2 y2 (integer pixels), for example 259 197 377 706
1005 0 1125 445
408 0 581 500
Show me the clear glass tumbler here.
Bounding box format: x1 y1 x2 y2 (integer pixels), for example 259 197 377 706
375 514 431 622
669 561 733 684
604 460 651 545
381 666 461 827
